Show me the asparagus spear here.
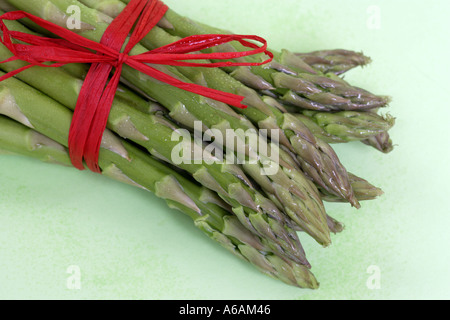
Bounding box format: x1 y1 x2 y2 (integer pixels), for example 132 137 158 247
74 0 360 211
299 110 394 143
294 50 372 75
298 110 392 145
0 115 319 289
0 114 73 166
189 17 371 77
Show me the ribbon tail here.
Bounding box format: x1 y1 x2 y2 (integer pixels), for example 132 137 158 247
83 67 123 173
0 64 35 82
69 63 114 171
128 59 248 109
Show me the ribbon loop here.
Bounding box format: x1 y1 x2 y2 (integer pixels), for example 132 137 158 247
0 0 273 173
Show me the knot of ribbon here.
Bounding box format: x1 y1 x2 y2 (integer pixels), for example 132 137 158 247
0 0 273 173
117 53 129 67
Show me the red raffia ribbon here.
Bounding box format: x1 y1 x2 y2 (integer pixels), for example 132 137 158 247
0 0 273 173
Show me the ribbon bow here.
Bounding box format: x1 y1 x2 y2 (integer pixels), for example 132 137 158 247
0 0 273 173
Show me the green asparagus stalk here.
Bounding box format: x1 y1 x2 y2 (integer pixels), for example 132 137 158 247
0 115 319 289
298 110 395 143
0 115 73 166
294 50 372 75
0 45 309 267
276 105 394 145
192 19 370 78
193 16 370 77
74 0 360 210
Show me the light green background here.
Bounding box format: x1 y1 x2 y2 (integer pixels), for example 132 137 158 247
0 0 449 300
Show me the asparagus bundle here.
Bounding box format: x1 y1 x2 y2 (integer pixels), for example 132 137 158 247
0 115 320 289
34 0 360 210
0 3 337 246
0 0 394 289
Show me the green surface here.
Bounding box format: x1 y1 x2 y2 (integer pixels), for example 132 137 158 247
0 0 449 299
